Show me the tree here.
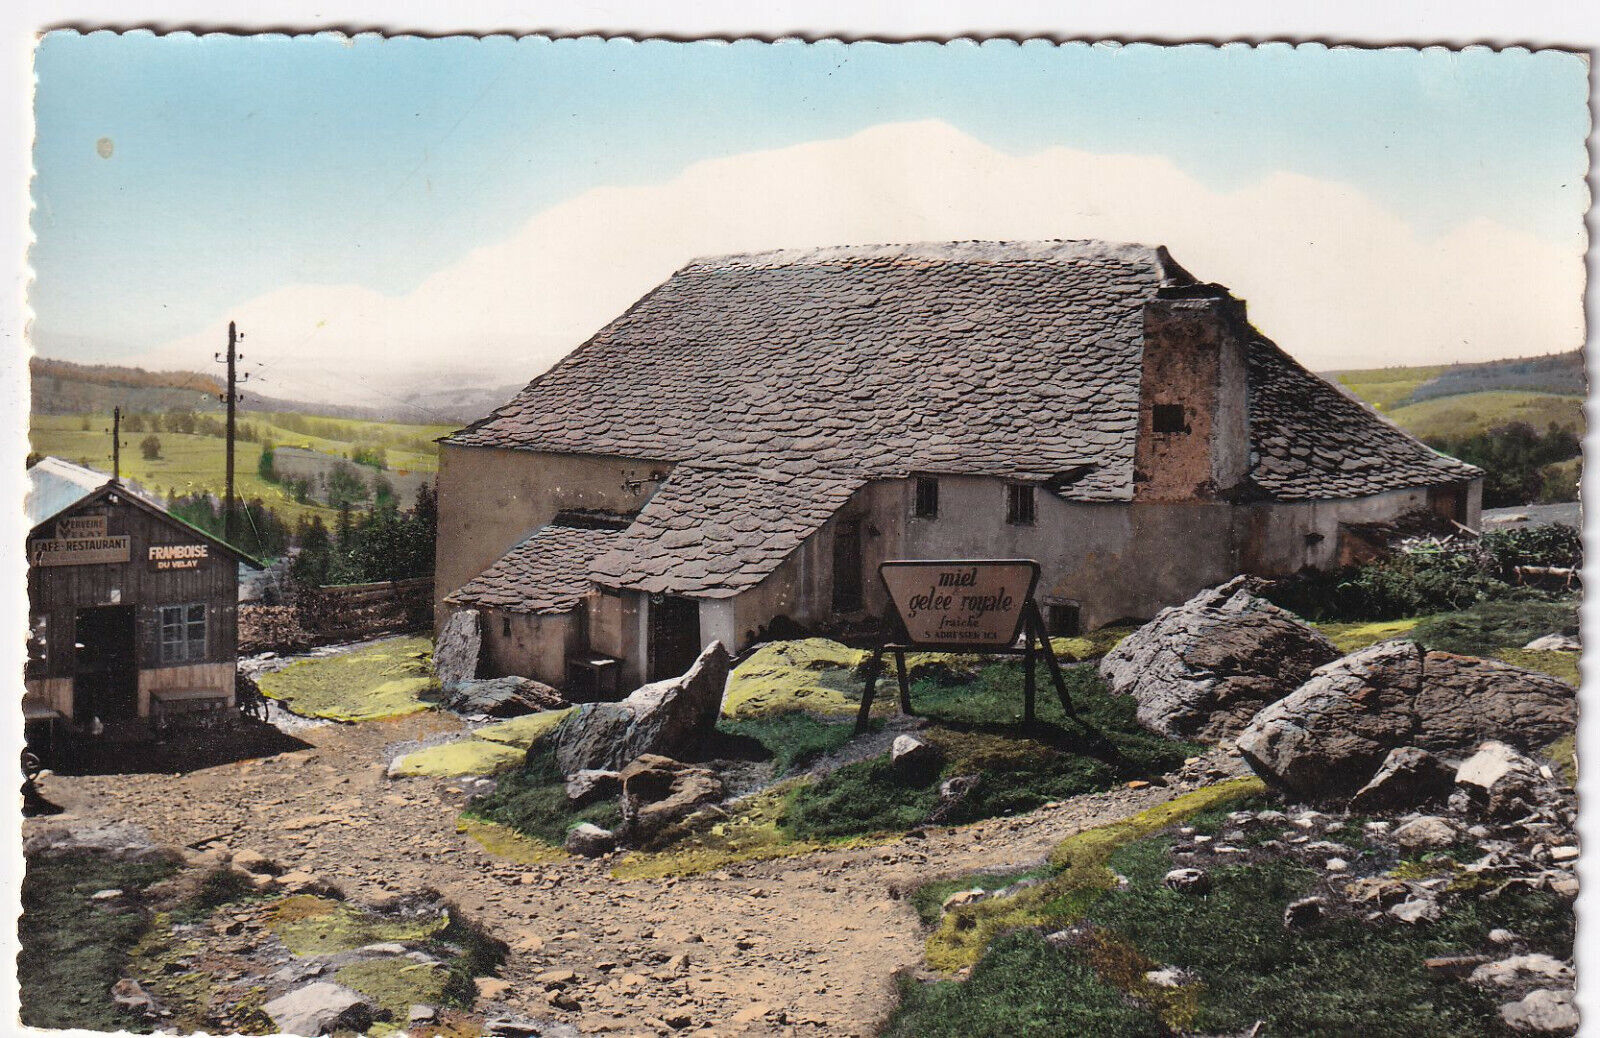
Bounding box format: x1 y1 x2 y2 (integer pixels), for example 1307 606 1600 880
140 435 162 460
258 441 277 482
122 413 144 433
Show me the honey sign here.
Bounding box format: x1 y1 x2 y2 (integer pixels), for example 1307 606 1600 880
880 559 1040 647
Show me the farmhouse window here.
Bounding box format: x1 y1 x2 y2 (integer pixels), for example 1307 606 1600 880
159 604 207 663
502 616 512 638
1152 403 1188 434
913 477 939 519
1006 483 1036 525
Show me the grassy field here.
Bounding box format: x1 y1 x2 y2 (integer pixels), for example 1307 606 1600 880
1382 390 1584 440
30 411 455 526
1332 364 1450 413
255 635 438 722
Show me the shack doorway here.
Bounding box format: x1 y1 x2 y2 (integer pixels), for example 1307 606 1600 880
648 595 702 681
72 605 138 724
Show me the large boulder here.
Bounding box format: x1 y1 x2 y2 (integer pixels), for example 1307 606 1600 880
1099 577 1340 741
434 609 483 691
1237 641 1575 799
1348 746 1455 813
552 642 730 774
263 981 376 1036
1455 741 1551 819
617 754 725 846
446 675 565 717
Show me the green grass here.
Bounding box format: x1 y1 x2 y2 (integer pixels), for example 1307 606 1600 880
464 745 623 845
909 865 1056 927
887 930 1169 1038
894 785 1573 1038
1383 390 1584 440
1410 597 1579 659
1314 617 1426 653
256 635 438 721
717 710 866 776
782 665 1201 842
19 852 178 1032
389 708 576 778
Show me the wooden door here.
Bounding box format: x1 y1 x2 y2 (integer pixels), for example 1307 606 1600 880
648 595 702 681
73 605 138 723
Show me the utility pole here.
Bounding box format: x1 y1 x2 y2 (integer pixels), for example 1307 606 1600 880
215 321 247 543
110 406 121 482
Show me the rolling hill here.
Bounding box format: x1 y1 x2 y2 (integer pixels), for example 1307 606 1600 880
1332 351 1585 440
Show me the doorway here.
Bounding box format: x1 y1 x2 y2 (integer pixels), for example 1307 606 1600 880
648 595 702 681
73 605 138 724
832 518 863 613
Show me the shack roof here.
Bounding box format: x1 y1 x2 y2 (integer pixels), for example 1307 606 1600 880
25 457 264 569
447 523 623 614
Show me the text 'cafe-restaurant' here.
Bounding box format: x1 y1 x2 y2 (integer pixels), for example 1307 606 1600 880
23 457 261 737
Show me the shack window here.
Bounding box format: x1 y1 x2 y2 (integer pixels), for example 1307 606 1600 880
160 604 206 663
913 477 939 519
1006 483 1035 525
1153 403 1187 434
501 616 512 638
1046 603 1082 637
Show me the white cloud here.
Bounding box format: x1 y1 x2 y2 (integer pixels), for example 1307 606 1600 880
138 119 1587 411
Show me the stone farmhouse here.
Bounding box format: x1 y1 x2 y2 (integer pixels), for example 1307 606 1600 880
435 241 1482 691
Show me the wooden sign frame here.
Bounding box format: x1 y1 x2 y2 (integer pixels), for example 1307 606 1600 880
855 558 1076 733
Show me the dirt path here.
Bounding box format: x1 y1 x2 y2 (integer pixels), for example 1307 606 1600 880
28 714 1204 1037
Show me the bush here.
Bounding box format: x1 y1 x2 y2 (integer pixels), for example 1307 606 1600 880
1480 523 1582 572
1427 421 1581 508
139 434 161 460
717 711 863 776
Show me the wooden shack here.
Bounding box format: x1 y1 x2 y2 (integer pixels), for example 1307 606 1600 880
24 457 262 735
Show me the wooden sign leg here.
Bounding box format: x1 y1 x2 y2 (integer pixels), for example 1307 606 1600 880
894 649 913 715
1023 626 1037 724
1028 603 1077 721
855 646 885 734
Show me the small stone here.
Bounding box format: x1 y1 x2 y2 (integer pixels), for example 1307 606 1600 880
1470 954 1574 990
1163 868 1211 895
1392 816 1460 852
1424 955 1490 979
90 889 123 901
409 1004 439 1024
476 977 514 1000
1489 929 1521 946
1143 966 1197 988
1549 846 1578 862
890 735 942 778
536 968 577 988
1389 897 1443 925
941 888 989 911
565 823 617 858
1325 857 1350 872
1283 896 1324 930
1500 988 1579 1032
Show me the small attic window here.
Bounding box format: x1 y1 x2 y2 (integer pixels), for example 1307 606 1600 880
1153 404 1188 434
1006 483 1036 526
913 477 939 519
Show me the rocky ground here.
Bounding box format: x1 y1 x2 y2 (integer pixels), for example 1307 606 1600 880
26 709 1224 1037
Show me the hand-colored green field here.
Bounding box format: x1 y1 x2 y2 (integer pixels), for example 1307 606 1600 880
389 709 575 778
29 411 455 525
256 636 438 722
1333 364 1450 412
1382 390 1584 440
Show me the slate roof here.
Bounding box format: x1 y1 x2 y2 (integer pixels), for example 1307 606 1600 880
447 523 622 615
588 465 867 597
1245 339 1481 501
448 240 1194 498
447 239 1481 598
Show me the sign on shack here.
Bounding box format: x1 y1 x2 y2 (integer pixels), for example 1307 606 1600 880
858 559 1075 732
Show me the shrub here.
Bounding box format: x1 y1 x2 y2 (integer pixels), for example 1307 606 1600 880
139 434 161 460
466 745 622 844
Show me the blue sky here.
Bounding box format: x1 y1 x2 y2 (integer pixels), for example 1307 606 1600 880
29 33 1590 367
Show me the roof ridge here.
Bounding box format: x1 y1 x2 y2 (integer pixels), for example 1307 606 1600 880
679 239 1192 283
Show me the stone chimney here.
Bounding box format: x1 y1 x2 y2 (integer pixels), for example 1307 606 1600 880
1132 284 1252 502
